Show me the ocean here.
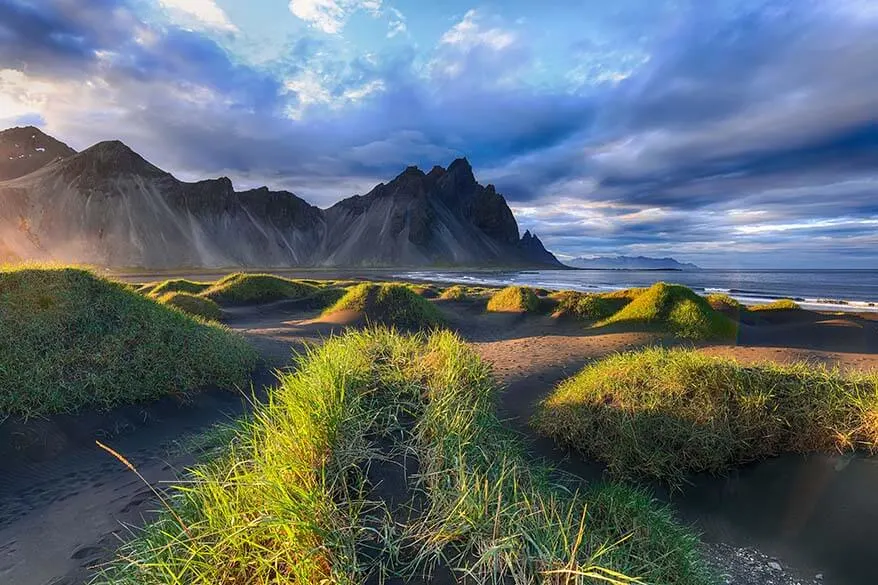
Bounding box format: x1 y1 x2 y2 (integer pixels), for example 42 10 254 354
398 269 878 312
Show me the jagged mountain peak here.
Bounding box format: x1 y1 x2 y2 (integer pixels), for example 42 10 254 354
0 126 76 181
376 158 477 196
447 156 472 172
444 157 476 185
401 164 425 176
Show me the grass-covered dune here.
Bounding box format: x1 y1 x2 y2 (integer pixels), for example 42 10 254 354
598 282 736 339
406 283 440 298
535 347 878 484
438 284 468 300
704 292 743 313
551 290 618 321
201 272 319 305
438 284 497 301
139 278 211 298
157 291 222 322
486 285 540 313
549 288 645 322
322 283 444 329
748 298 802 311
98 329 711 585
0 267 257 417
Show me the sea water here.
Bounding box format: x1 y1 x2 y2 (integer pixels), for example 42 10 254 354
398 269 878 313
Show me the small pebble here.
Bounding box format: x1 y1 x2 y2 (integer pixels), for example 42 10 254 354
769 561 783 571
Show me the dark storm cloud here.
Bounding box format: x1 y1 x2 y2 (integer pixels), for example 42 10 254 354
584 2 878 208
0 0 134 72
496 2 878 266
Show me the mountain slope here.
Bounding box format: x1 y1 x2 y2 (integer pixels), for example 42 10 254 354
0 126 76 181
0 133 560 268
0 141 324 267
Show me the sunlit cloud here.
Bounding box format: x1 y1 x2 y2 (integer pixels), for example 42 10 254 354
288 0 383 34
440 10 516 51
156 0 238 32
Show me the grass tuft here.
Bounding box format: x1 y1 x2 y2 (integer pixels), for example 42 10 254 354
486 285 540 313
748 299 802 311
535 347 878 485
704 293 743 312
156 292 223 322
598 282 736 339
438 284 467 301
0 266 256 417
323 283 444 329
200 272 319 305
97 329 712 585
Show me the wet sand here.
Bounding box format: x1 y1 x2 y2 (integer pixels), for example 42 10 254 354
2 297 877 585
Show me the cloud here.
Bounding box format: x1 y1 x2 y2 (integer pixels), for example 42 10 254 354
288 0 382 34
283 71 385 119
428 9 526 87
155 0 238 32
386 7 406 38
439 9 516 51
2 0 878 267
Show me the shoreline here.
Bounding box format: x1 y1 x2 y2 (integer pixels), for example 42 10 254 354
397 270 878 314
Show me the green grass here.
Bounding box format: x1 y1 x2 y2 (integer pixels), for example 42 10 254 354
549 287 643 316
140 279 211 298
598 282 736 340
704 293 743 313
200 272 319 305
157 292 223 322
748 299 802 311
0 267 257 417
323 283 444 329
600 287 647 303
552 290 619 321
96 329 711 585
535 347 878 485
486 285 540 313
301 285 348 309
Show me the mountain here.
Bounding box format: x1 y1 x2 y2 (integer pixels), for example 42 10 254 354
0 141 324 267
0 126 76 181
565 255 699 270
0 133 560 268
321 159 558 266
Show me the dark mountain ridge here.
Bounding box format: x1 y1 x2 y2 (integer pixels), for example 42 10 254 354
0 132 560 268
566 255 700 270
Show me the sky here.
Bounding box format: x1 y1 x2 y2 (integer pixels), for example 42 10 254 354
0 0 876 268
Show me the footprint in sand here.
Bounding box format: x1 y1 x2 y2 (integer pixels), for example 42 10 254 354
70 545 102 561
